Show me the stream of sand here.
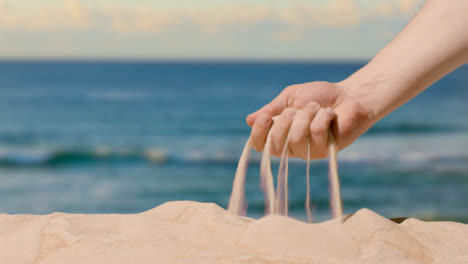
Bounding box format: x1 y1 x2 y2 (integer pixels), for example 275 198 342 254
228 124 343 222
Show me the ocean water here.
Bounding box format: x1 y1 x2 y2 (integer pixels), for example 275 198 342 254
0 60 467 222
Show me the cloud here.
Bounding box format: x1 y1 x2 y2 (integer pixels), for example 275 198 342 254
102 7 180 33
311 0 361 27
66 0 91 27
0 0 92 31
184 4 271 33
0 0 423 35
274 0 360 31
0 0 166 33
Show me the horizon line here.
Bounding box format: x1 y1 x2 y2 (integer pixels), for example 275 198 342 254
0 57 370 64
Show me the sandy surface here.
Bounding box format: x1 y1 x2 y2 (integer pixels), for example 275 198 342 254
1 201 467 264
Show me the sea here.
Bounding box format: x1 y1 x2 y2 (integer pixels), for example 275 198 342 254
0 60 467 222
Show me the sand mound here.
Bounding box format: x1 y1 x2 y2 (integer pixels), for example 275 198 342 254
1 201 467 264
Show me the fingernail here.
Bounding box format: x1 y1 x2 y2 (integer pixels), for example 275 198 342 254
325 107 335 114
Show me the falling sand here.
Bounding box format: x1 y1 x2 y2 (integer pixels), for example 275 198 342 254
1 128 468 263
228 127 343 221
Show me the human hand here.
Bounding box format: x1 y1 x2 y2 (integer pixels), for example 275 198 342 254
246 81 375 159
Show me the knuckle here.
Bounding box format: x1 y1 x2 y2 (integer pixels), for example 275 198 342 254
260 104 274 113
325 110 335 119
275 121 291 132
284 85 297 92
295 110 310 121
305 101 321 111
281 107 297 117
273 119 292 133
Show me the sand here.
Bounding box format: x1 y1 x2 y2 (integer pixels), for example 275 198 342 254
1 201 467 264
2 139 468 263
2 124 467 263
229 127 342 221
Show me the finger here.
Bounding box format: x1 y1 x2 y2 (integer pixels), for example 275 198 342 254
246 110 260 127
250 113 273 152
270 108 296 156
309 107 335 159
288 102 321 159
246 89 291 127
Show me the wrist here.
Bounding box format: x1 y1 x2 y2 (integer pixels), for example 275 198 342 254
336 71 381 123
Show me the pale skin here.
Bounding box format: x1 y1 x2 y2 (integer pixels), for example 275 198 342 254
247 0 468 159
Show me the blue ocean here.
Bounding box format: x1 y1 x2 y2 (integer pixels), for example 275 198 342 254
0 61 467 222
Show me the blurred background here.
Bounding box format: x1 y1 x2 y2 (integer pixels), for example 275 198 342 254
0 0 467 222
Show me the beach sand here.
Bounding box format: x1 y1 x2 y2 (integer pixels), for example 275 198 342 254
1 201 467 264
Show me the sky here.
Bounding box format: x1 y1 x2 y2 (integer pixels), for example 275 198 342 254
0 0 424 60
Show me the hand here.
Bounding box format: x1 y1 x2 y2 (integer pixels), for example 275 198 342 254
246 81 375 159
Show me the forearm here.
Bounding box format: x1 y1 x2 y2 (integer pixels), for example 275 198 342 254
340 0 468 121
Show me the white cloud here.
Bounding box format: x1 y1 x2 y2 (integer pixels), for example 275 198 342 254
0 0 423 34
184 4 270 33
311 0 361 27
0 0 91 31
276 0 360 31
103 7 180 33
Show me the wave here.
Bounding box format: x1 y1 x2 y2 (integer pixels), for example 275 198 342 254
0 147 250 167
0 144 467 168
367 123 464 134
179 123 463 135
0 123 463 146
